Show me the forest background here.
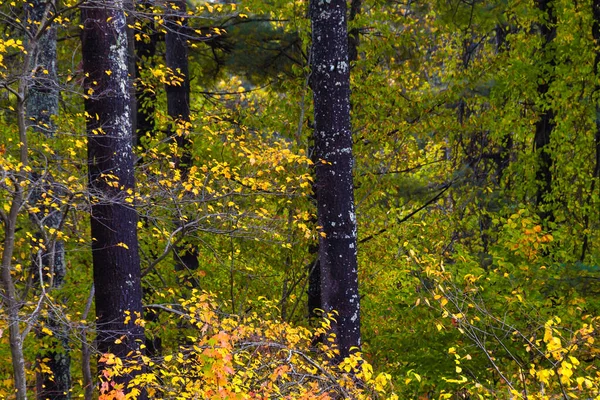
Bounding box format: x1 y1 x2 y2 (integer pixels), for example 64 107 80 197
1 0 600 398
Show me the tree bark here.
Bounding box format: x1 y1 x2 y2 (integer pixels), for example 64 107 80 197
26 0 58 136
310 0 360 361
165 0 199 274
165 0 193 173
1 187 28 399
81 0 146 395
134 0 158 147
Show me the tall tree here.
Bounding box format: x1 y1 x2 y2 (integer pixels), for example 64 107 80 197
310 0 360 360
134 0 158 147
534 0 557 223
165 0 192 173
81 0 145 394
25 1 72 397
26 0 59 136
309 0 362 322
165 0 199 273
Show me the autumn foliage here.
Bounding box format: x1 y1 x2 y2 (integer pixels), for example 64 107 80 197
99 292 395 399
1 0 600 399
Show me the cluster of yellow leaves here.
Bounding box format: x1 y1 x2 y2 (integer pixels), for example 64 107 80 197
0 37 23 73
149 64 185 87
99 291 397 399
0 156 31 214
135 113 316 248
524 317 600 398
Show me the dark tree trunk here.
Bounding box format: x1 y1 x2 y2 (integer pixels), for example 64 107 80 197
165 0 192 173
310 0 360 361
348 0 361 63
132 1 161 356
165 0 199 273
32 191 70 400
494 24 514 187
534 0 556 223
81 0 146 396
35 314 70 400
134 0 158 147
308 0 361 323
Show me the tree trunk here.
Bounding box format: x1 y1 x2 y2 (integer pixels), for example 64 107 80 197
534 0 556 224
0 28 38 399
134 0 158 147
348 0 361 63
310 0 360 361
165 0 193 174
165 0 199 274
81 0 146 396
26 0 58 137
1 191 28 400
25 2 72 398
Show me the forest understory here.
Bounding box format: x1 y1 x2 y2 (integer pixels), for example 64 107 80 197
1 0 600 399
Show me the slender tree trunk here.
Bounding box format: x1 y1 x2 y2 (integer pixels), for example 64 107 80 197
81 0 146 396
310 0 360 361
1 190 28 400
165 0 192 173
1 49 32 400
534 0 556 224
25 2 72 398
134 0 158 147
131 1 162 357
165 0 199 273
348 0 361 63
